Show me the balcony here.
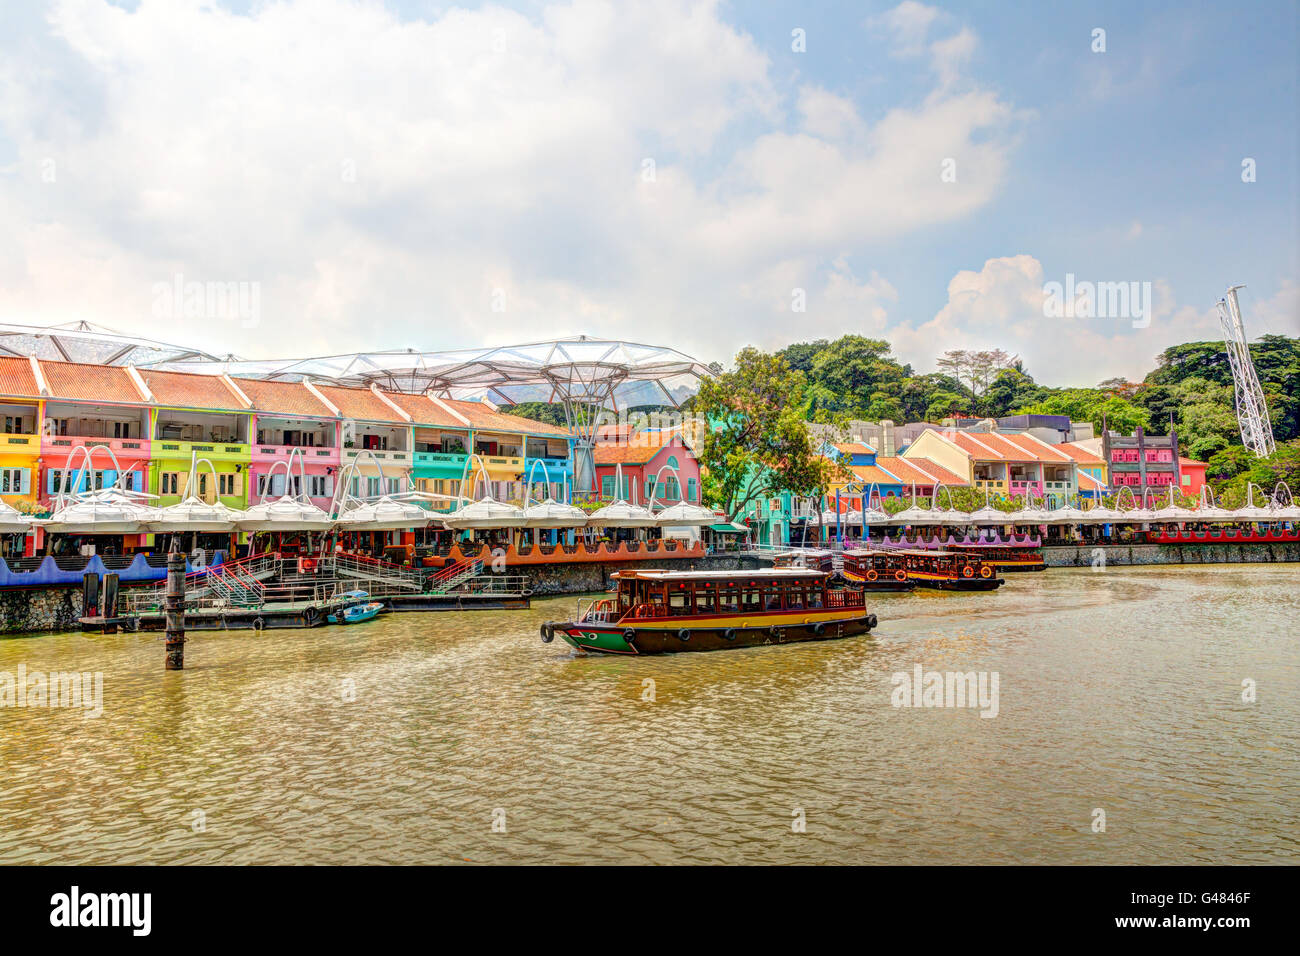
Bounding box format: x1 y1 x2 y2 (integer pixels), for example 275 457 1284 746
974 478 1007 490
41 436 150 459
524 455 572 478
481 455 523 474
412 450 469 474
344 446 409 464
253 443 339 464
0 433 40 453
1043 480 1073 492
1008 480 1044 496
153 440 249 461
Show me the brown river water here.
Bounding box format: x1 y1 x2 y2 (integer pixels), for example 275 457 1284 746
0 564 1296 865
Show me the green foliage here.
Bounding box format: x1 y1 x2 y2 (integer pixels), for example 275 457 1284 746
1213 440 1300 506
1013 389 1146 435
497 402 568 428
694 348 847 520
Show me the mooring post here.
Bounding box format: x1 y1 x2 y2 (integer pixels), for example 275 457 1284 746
165 538 186 670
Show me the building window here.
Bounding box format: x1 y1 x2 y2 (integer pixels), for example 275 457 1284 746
0 468 28 494
688 478 697 502
219 473 237 497
161 473 179 495
367 477 381 497
308 475 328 498
601 476 614 499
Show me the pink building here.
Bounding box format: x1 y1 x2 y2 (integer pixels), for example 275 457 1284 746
236 379 341 513
593 431 701 507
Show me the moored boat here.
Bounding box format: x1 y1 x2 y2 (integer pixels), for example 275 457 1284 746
541 568 877 655
840 549 917 591
949 543 1046 572
893 549 1004 591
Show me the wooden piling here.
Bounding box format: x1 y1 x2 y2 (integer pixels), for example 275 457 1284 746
165 540 186 670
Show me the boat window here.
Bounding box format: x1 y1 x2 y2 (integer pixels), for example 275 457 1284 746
695 590 714 613
807 588 824 608
742 588 762 610
669 591 687 610
718 590 739 613
787 588 804 610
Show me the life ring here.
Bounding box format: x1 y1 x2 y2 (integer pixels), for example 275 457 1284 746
677 629 691 642
979 566 992 579
540 623 554 643
894 570 907 582
865 569 878 582
723 629 737 641
962 566 974 578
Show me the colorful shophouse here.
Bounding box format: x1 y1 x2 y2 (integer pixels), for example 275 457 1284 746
594 431 700 508
236 378 341 512
903 428 1078 501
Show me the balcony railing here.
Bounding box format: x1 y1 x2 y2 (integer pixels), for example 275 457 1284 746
1 433 39 449
155 440 249 457
41 436 149 455
254 443 338 460
344 447 408 462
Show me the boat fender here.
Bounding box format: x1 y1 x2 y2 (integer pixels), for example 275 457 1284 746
723 629 737 641
522 589 534 598
252 616 265 633
304 606 319 626
867 614 878 629
812 622 825 636
623 628 636 642
677 628 690 642
540 623 554 643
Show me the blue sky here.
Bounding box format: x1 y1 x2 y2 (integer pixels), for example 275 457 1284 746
0 0 1295 385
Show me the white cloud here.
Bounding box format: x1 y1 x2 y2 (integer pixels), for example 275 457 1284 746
0 0 1023 366
894 257 1300 386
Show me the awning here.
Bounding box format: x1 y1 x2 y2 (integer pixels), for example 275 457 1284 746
708 522 750 533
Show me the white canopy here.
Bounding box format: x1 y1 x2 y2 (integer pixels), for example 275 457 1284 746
968 505 1011 524
237 495 335 532
1045 505 1090 523
653 501 718 527
587 499 656 528
148 496 243 533
0 498 33 534
890 504 942 525
335 496 433 531
443 496 526 530
43 489 162 535
522 498 590 528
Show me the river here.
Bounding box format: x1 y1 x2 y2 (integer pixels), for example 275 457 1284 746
0 564 1296 864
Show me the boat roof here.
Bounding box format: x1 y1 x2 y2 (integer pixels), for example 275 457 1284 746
888 549 974 558
612 568 828 582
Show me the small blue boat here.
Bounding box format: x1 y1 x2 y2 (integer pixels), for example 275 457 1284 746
328 591 385 625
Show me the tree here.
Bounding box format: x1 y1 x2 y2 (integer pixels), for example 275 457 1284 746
805 335 907 417
979 367 1047 418
694 348 846 520
1014 389 1145 435
935 348 1020 399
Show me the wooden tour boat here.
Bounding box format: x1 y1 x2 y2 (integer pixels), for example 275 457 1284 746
949 543 1047 572
541 568 878 655
840 549 917 591
892 549 1004 591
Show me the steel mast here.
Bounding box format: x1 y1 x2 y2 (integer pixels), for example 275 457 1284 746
1217 285 1275 458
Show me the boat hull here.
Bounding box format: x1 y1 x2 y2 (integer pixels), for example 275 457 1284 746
840 570 916 591
910 573 1003 591
544 613 878 655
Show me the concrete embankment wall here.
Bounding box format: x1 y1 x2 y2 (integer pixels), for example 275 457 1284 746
1043 543 1300 567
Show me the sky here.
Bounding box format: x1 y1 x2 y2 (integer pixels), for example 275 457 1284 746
0 0 1296 386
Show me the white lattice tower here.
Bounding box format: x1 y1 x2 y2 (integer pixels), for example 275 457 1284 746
1218 285 1275 457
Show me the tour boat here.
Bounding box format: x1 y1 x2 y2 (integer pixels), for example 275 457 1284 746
772 548 834 573
949 543 1046 572
840 549 918 591
540 568 878 655
892 549 1004 591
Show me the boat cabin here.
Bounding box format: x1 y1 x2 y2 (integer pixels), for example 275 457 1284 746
609 568 862 621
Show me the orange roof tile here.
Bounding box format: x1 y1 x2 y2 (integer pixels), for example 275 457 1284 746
878 456 969 487
313 384 406 423
379 392 468 428
834 441 875 455
38 361 144 404
445 399 568 438
998 432 1073 462
1057 441 1105 465
849 464 897 484
233 378 333 418
1078 471 1106 492
594 432 684 466
0 357 42 398
1179 456 1207 468
136 368 240 410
